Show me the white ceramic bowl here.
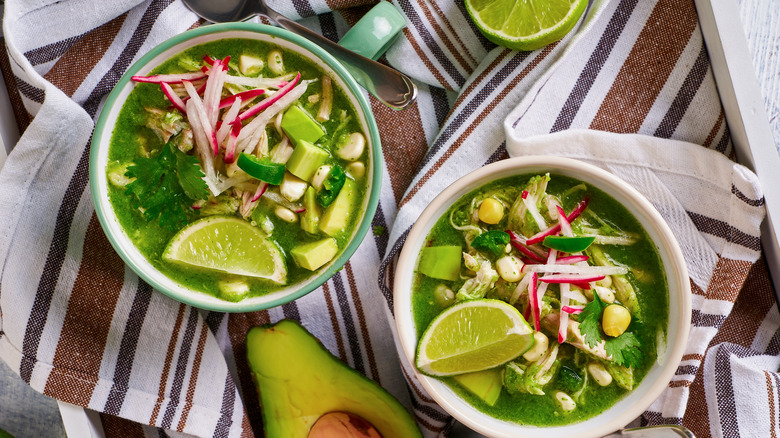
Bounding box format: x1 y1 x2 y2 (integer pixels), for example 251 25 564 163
394 156 691 437
90 23 382 312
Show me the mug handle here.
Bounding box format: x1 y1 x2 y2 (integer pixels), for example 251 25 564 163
338 2 407 60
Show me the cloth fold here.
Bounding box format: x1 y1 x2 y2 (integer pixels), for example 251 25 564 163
0 0 778 437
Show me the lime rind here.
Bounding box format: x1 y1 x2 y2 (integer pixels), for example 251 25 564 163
415 299 534 376
466 0 589 51
162 215 287 284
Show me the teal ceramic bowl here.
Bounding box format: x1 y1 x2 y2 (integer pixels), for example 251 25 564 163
90 23 382 312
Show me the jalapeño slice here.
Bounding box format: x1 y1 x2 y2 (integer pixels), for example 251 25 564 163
237 153 285 185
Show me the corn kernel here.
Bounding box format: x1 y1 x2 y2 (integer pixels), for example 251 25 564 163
478 198 504 224
602 304 631 337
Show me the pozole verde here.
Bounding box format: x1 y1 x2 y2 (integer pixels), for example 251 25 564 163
413 173 668 424
106 39 369 301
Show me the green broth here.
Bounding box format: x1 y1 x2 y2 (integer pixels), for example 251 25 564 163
412 173 668 425
107 39 368 300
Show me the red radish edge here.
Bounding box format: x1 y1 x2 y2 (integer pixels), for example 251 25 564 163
555 255 589 264
561 306 583 314
224 120 242 163
507 230 546 263
571 282 592 290
529 272 540 331
251 182 268 202
220 89 265 109
237 73 301 122
131 72 206 84
182 81 207 104
540 275 606 284
294 208 306 214
557 205 573 236
160 82 186 113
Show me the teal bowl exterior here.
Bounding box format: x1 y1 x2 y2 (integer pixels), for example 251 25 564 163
90 23 382 312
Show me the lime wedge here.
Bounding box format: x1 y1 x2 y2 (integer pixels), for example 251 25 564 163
465 0 588 51
416 299 534 376
162 216 286 284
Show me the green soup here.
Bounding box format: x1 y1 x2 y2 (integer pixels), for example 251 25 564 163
412 173 668 425
107 39 368 301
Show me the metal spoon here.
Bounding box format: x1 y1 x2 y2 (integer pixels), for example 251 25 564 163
182 0 417 110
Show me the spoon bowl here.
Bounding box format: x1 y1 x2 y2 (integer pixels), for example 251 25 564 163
182 0 417 109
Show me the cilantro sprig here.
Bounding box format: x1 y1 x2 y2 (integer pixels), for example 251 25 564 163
124 142 209 231
578 293 643 368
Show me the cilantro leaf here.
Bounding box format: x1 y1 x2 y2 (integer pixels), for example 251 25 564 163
605 332 643 369
124 142 207 231
577 292 605 349
174 147 209 200
575 293 644 368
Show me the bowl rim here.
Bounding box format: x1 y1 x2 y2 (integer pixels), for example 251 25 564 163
393 156 691 437
89 22 382 312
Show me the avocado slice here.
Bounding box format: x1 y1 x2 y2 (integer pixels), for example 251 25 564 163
286 140 329 181
319 178 357 237
247 320 422 438
418 246 462 281
282 105 325 145
453 368 503 406
290 237 338 271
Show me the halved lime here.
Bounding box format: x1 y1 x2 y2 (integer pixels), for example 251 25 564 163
465 0 588 51
162 216 286 284
416 299 534 376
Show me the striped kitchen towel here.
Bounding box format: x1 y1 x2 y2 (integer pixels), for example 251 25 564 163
0 1 778 438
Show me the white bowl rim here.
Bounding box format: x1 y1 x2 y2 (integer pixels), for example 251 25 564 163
393 155 691 438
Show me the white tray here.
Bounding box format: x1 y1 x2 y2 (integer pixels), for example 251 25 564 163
695 0 780 298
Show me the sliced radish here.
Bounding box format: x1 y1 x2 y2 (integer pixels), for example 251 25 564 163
559 283 571 343
540 274 606 284
526 197 591 245
236 79 309 150
185 99 219 195
132 72 206 84
509 273 532 305
223 121 242 163
522 195 548 231
528 272 540 331
507 230 546 264
572 282 592 290
557 205 573 237
237 73 301 122
521 190 528 199
561 305 584 314
522 264 627 276
251 182 268 202
160 82 186 113
555 255 589 264
216 97 242 145
219 89 265 109
203 58 228 127
547 248 558 265
183 80 219 156
225 72 296 89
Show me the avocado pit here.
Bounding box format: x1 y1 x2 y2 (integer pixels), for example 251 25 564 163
308 412 382 438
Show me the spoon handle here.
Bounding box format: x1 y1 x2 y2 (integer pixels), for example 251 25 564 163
603 425 696 438
258 5 417 110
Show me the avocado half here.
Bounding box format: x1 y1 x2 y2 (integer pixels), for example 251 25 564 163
246 320 422 438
